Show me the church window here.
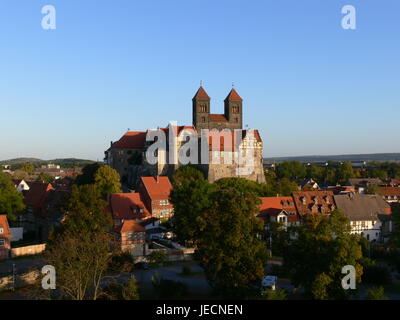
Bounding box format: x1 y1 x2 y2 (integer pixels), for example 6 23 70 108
235 117 239 123
232 105 239 113
200 105 207 112
202 117 206 122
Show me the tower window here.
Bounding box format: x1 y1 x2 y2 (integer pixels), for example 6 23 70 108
202 117 206 122
232 105 239 113
235 117 239 123
200 105 207 112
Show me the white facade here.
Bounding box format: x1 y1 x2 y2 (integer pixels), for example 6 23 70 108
15 180 30 192
349 220 382 242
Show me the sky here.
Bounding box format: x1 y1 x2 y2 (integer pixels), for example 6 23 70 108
0 0 399 161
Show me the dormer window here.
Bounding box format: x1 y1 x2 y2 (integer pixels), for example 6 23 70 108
0 227 3 234
301 197 306 205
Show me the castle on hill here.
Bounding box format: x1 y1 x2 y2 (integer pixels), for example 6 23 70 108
104 86 265 186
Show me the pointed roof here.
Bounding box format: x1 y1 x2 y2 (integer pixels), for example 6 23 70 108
193 86 210 100
225 88 242 101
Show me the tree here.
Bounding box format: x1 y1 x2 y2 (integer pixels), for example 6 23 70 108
275 161 306 181
365 184 381 195
45 184 114 300
263 288 287 300
75 163 102 185
21 163 35 175
170 166 214 242
45 230 112 300
195 180 268 298
0 171 25 221
336 162 355 184
94 165 121 199
103 276 139 300
36 172 54 183
274 178 299 196
63 184 113 234
366 286 388 300
306 165 325 182
283 210 364 300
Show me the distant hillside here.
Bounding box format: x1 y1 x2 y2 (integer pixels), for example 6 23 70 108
0 158 96 165
264 153 400 163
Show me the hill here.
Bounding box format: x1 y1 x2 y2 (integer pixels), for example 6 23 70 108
264 153 400 163
0 158 96 165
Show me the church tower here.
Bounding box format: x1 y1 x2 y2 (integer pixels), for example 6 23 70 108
224 88 243 130
192 86 210 132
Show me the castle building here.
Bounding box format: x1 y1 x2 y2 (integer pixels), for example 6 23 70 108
104 86 266 185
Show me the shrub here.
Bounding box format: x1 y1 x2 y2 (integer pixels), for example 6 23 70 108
366 286 388 300
149 251 168 266
151 274 188 299
109 251 135 272
362 265 392 285
263 288 287 300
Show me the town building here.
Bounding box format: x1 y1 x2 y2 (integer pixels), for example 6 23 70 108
292 191 336 216
114 220 146 254
12 179 30 192
0 215 11 260
257 197 300 230
334 193 392 242
379 187 400 203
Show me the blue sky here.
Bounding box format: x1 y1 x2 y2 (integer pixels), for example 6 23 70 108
0 0 399 161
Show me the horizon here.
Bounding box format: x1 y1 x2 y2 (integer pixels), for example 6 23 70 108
1 0 399 160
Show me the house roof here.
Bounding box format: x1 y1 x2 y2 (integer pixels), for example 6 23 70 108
24 182 54 209
116 219 146 233
292 190 336 216
109 193 150 220
210 114 229 122
112 131 147 149
258 196 299 222
193 86 210 100
140 176 172 201
224 88 243 101
379 187 400 197
0 215 11 237
334 193 391 221
139 217 160 227
348 178 383 186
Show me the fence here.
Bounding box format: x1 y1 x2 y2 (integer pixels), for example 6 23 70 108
11 244 46 258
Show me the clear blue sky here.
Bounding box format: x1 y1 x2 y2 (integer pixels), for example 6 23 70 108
0 0 399 161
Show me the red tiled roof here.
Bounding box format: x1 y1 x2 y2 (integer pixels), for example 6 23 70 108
112 131 147 149
258 197 299 222
0 215 11 237
110 193 150 220
193 86 210 100
379 187 400 197
225 88 242 101
140 176 172 201
116 220 146 233
24 183 54 209
292 191 336 216
210 114 228 122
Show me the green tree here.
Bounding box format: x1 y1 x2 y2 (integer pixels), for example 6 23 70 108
0 171 25 221
336 162 355 184
21 162 35 175
170 166 214 243
274 178 299 196
275 161 306 181
263 288 287 300
94 165 121 199
36 172 54 183
366 286 388 300
365 184 381 195
75 163 102 185
306 164 325 182
283 210 364 300
62 184 113 234
195 180 268 298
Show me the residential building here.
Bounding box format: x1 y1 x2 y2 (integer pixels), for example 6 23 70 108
257 197 300 230
114 219 146 254
334 193 391 242
109 193 151 228
347 178 383 194
0 215 11 260
12 179 30 192
379 187 400 203
136 176 174 219
292 191 336 216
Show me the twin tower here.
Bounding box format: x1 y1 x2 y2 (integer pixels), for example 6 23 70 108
192 86 243 132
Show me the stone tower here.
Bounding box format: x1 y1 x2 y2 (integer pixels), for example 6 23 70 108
224 88 243 130
192 86 211 132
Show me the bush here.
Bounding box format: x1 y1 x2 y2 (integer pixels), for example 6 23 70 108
152 274 188 299
102 276 139 300
366 286 388 300
263 288 287 300
149 251 168 266
109 251 135 272
362 265 392 286
181 266 192 276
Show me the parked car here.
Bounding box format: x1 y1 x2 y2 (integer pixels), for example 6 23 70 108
134 262 149 270
261 275 278 293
